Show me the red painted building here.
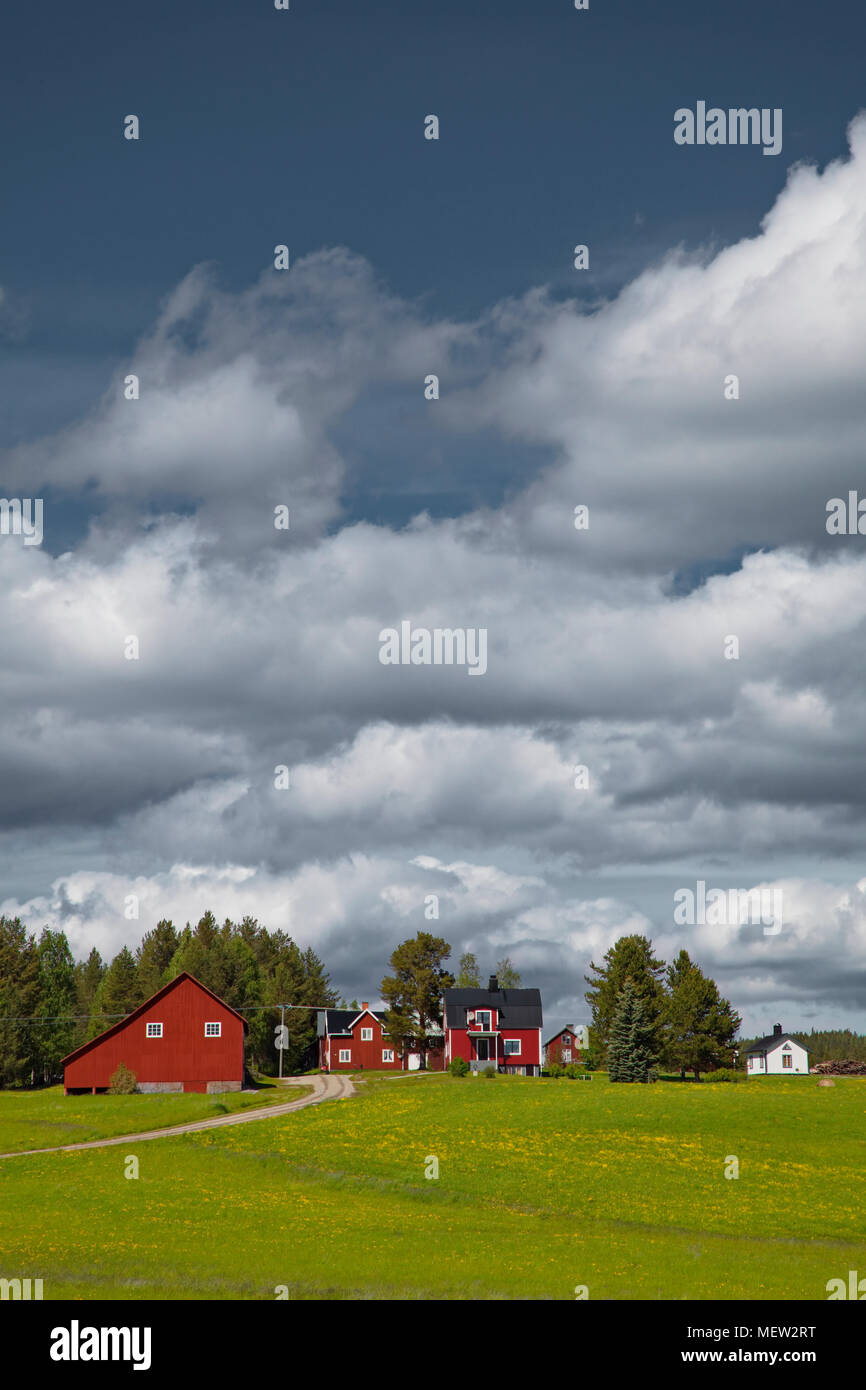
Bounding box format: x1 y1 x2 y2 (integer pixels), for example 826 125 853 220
318 1005 445 1071
544 1024 586 1067
62 972 248 1095
444 978 543 1075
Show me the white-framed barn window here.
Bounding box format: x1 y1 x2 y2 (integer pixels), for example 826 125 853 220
504 1039 520 1056
146 1022 163 1038
382 1049 394 1063
476 1010 492 1029
361 1027 373 1041
562 1048 572 1062
205 1021 221 1037
782 1053 792 1068
339 1049 351 1063
562 1034 571 1045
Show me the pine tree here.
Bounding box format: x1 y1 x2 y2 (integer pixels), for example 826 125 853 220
585 934 666 1061
381 932 454 1068
135 919 178 1000
0 917 40 1085
36 928 76 1082
89 947 141 1036
663 950 741 1079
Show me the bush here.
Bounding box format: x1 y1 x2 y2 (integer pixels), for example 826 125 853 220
701 1067 745 1083
448 1056 469 1077
108 1062 137 1094
482 1065 497 1078
545 1062 564 1078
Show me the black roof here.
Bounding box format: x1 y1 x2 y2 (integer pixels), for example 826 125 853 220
319 1008 386 1037
746 1032 810 1054
444 987 543 1030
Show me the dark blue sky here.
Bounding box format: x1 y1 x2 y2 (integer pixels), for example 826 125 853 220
1 0 863 512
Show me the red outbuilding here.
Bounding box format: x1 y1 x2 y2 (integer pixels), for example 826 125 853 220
544 1024 587 1067
62 971 248 1095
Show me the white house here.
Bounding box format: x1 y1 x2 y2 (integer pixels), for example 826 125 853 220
746 1024 810 1075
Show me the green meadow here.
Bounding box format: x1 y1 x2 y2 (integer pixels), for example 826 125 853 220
1 1072 864 1300
0 1078 298 1154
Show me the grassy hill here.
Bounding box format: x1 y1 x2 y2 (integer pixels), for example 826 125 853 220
1 1071 863 1299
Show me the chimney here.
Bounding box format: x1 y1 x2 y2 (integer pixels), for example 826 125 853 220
773 1023 782 1036
488 975 499 992
361 1001 369 1010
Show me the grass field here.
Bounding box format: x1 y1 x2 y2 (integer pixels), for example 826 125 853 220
0 1077 304 1153
1 1072 864 1299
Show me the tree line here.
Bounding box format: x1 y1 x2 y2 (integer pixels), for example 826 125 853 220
0 911 337 1086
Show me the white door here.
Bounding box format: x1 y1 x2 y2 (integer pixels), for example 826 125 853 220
408 1053 421 1071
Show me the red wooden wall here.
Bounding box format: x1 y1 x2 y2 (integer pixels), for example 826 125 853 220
64 975 245 1092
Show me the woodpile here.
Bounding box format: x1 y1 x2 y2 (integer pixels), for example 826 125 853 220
810 1059 866 1075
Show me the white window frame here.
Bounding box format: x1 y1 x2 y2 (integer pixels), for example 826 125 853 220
361 1027 373 1041
338 1048 351 1063
562 1048 572 1063
562 1034 570 1045
782 1052 792 1068
504 1039 520 1056
146 1022 163 1038
382 1049 394 1063
476 1010 492 1030
205 1021 221 1038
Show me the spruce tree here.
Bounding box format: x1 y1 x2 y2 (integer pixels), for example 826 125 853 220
607 977 658 1083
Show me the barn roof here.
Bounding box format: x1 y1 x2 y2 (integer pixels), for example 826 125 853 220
444 988 543 1030
746 1032 810 1054
60 971 249 1066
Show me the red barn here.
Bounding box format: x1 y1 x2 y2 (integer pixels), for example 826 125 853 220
544 1024 587 1067
444 977 543 1075
318 1004 445 1071
62 972 248 1095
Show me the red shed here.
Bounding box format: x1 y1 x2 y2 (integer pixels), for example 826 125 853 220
62 972 248 1095
544 1024 587 1067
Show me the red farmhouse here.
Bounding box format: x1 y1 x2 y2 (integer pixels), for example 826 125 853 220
62 972 248 1095
544 1024 587 1067
318 1004 445 1072
444 976 543 1075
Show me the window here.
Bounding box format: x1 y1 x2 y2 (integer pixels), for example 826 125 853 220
782 1053 792 1068
146 1022 163 1038
504 1039 520 1056
338 1049 351 1063
562 1048 572 1062
205 1021 221 1038
361 1027 373 1041
562 1034 570 1045
382 1049 394 1063
476 1010 492 1030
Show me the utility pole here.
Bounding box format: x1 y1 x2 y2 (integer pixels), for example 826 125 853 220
279 1004 286 1079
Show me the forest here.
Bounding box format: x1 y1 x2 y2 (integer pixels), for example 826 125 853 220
0 911 337 1086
